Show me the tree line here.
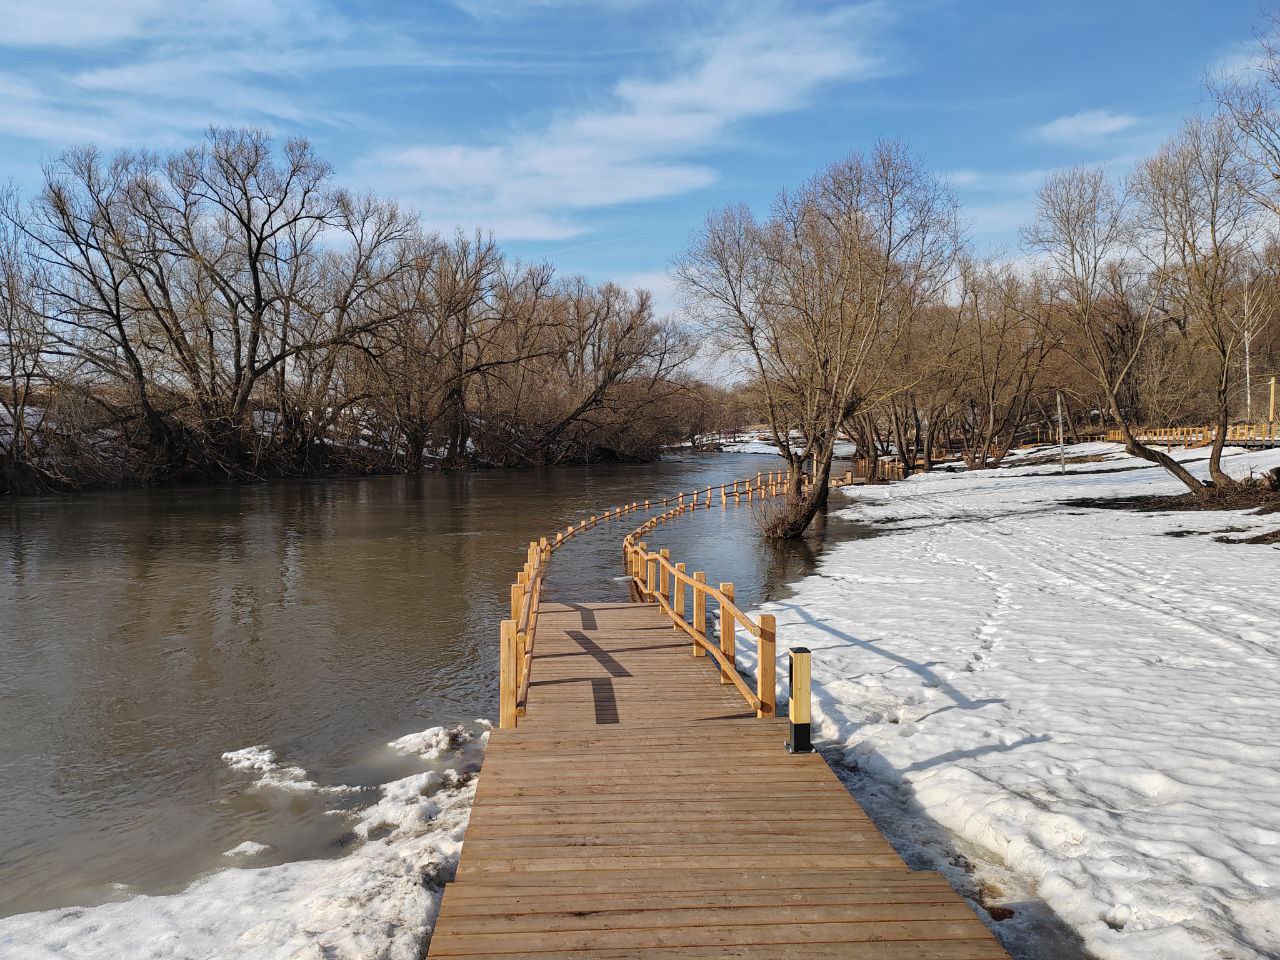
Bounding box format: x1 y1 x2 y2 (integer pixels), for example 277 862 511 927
678 23 1280 536
0 130 726 495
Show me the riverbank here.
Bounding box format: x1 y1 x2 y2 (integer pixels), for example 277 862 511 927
0 724 486 960
744 442 1280 959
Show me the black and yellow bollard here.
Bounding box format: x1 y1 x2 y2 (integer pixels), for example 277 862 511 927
786 647 813 753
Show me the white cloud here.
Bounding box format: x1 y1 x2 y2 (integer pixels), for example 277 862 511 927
1033 109 1137 144
615 269 678 318
0 0 462 150
0 0 168 48
364 3 890 240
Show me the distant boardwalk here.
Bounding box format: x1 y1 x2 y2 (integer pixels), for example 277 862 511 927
427 600 1010 959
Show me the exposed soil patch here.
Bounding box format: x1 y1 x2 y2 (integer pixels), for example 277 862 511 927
1010 451 1115 467
1063 487 1280 515
1064 487 1280 545
1217 528 1280 545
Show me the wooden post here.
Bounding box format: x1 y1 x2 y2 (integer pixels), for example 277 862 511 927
757 614 776 718
510 580 522 620
674 562 686 624
693 572 706 657
719 583 735 684
787 647 813 753
658 548 670 601
500 620 517 729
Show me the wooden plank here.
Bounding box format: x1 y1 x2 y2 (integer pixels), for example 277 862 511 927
424 943 1008 960
437 902 983 935
429 918 995 953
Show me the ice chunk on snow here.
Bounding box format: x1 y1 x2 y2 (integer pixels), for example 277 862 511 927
220 744 352 794
222 841 271 859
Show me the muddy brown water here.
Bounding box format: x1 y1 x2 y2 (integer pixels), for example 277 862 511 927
0 453 873 918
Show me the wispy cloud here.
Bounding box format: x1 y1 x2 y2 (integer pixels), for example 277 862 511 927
0 0 168 48
0 0 520 151
1032 109 1138 144
364 2 891 240
448 0 648 19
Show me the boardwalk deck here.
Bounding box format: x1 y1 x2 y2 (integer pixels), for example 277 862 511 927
427 601 1010 959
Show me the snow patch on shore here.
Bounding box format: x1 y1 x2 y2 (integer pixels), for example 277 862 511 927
738 444 1280 959
0 722 489 960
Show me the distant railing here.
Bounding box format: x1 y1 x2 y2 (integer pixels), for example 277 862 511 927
497 467 862 728
1105 423 1279 447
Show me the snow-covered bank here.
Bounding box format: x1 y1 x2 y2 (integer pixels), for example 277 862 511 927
742 444 1280 960
721 436 858 457
0 723 488 960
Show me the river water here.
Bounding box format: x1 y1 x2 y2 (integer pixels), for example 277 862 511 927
0 452 869 919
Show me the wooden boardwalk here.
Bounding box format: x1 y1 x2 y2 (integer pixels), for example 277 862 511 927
427 600 1010 959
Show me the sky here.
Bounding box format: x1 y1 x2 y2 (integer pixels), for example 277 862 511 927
0 0 1272 315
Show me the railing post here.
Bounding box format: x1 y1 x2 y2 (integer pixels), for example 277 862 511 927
693 572 706 657
511 577 524 620
757 614 776 718
515 629 528 717
674 562 686 624
787 647 813 753
500 619 517 729
646 553 657 599
659 548 670 602
719 582 735 684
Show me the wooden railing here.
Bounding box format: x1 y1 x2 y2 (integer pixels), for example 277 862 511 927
497 466 863 728
499 502 646 728
623 502 777 718
1105 423 1279 447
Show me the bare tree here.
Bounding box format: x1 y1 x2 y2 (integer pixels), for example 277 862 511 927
952 260 1056 468
1131 116 1263 487
1024 165 1206 495
678 141 959 537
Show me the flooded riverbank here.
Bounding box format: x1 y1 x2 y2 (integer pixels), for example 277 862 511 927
0 453 868 920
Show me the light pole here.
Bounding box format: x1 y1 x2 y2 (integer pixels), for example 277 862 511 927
1056 389 1066 474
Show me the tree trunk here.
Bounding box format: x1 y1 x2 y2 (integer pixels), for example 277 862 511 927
766 449 834 539
1207 394 1234 488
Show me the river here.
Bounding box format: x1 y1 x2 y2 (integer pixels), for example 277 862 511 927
0 452 870 920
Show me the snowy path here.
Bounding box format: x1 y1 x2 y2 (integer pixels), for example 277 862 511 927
743 445 1280 960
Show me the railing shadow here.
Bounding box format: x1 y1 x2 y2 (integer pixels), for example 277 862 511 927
768 600 987 711
566 629 632 678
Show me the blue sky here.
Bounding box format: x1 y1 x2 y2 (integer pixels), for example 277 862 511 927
0 0 1270 312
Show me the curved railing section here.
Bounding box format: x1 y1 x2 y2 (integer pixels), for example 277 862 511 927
497 467 856 728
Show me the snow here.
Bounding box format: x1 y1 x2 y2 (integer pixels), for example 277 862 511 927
0 722 488 960
736 443 1280 960
721 435 859 457
222 841 272 859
